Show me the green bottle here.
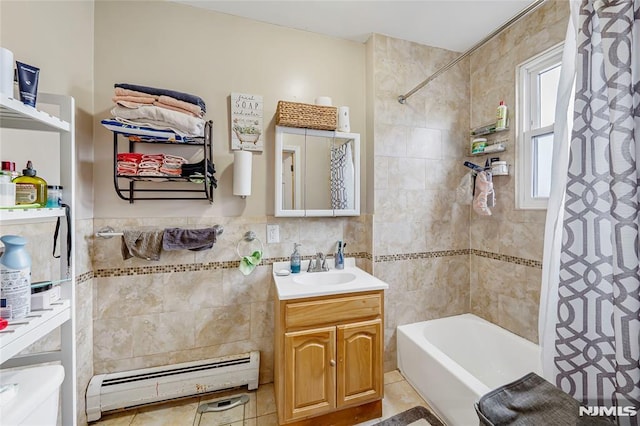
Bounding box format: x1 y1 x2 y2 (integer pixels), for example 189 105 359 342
13 161 47 207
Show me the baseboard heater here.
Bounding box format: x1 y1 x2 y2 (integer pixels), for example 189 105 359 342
86 351 259 421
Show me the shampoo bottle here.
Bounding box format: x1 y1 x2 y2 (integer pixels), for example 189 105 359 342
496 101 508 130
13 161 47 207
290 243 301 274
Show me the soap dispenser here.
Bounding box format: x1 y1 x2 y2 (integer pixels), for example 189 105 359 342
335 241 344 270
13 161 47 207
290 243 301 273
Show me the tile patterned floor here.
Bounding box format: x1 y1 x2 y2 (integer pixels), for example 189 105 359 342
91 370 443 426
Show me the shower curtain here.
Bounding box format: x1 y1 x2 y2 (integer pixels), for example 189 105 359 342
540 0 640 423
330 141 355 210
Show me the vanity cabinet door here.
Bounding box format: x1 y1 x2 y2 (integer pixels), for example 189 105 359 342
283 326 336 421
336 319 383 408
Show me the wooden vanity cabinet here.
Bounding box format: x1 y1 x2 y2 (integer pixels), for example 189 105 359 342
275 290 384 425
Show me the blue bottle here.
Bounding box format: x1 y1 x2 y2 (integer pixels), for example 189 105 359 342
0 235 32 319
290 243 301 273
335 241 344 270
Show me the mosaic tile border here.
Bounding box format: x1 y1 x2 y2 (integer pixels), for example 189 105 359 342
375 250 468 263
471 249 542 269
375 249 542 269
93 252 373 278
88 250 540 278
76 270 94 284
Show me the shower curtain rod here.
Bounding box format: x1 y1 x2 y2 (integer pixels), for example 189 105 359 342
397 0 547 104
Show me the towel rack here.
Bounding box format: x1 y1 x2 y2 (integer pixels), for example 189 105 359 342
236 231 264 258
95 225 224 239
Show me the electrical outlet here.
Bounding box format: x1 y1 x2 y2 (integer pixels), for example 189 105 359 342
266 224 280 244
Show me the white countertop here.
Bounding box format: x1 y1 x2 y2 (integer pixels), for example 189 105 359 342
272 257 389 300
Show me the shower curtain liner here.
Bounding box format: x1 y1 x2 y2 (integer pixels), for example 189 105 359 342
540 1 640 424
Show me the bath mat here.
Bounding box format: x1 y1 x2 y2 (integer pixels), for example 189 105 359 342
373 406 445 426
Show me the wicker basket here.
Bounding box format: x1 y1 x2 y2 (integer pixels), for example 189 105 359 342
275 101 337 130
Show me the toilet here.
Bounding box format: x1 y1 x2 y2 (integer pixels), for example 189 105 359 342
0 365 65 425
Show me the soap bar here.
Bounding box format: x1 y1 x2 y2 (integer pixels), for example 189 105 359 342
275 269 291 276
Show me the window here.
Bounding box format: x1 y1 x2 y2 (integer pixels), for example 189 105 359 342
516 43 563 209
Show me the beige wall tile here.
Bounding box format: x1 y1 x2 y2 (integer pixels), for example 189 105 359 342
132 311 196 357
194 305 251 347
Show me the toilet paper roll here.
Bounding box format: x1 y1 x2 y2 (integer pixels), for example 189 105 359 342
0 47 14 96
233 150 252 197
314 96 332 106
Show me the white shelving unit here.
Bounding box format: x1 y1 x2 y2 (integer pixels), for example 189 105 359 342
0 92 77 425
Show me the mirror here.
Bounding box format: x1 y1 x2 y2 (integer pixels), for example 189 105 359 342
275 126 360 217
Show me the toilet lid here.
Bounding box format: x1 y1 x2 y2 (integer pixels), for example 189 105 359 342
0 365 64 423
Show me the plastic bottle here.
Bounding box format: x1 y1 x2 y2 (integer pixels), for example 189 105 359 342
0 235 32 319
496 101 508 130
334 241 344 270
290 243 301 274
12 160 47 206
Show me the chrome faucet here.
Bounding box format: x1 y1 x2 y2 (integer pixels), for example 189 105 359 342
307 252 329 272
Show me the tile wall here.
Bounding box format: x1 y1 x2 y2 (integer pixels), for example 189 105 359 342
0 216 93 424
468 0 570 342
367 34 472 370
91 215 370 383
75 218 94 426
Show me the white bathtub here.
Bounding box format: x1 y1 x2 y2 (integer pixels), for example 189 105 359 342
397 313 542 426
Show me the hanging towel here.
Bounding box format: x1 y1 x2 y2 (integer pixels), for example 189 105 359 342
473 171 494 216
239 250 262 276
162 226 220 252
121 230 164 261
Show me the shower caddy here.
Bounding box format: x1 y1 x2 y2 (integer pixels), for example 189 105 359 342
0 92 77 426
469 123 508 156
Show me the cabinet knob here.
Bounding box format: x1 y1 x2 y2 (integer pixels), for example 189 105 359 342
330 360 336 367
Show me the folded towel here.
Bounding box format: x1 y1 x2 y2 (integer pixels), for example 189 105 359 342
162 226 220 252
239 250 262 276
163 154 187 165
153 101 198 117
114 83 206 112
111 116 191 139
121 230 163 261
113 95 156 105
158 95 204 117
114 87 157 99
111 105 205 137
159 166 182 176
101 118 197 143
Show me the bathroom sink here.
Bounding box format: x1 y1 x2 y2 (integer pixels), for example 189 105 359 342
292 272 357 286
272 257 389 300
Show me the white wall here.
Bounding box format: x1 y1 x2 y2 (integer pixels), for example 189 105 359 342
0 0 95 219
93 0 367 218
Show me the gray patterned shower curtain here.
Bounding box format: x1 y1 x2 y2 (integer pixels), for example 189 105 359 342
540 0 640 424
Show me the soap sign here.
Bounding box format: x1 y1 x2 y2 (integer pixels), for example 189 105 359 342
231 93 263 152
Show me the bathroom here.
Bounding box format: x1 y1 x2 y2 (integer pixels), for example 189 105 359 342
2 0 638 425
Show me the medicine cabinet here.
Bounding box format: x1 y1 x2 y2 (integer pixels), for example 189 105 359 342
275 126 360 217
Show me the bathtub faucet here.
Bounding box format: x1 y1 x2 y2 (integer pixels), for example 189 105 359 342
307 252 329 272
